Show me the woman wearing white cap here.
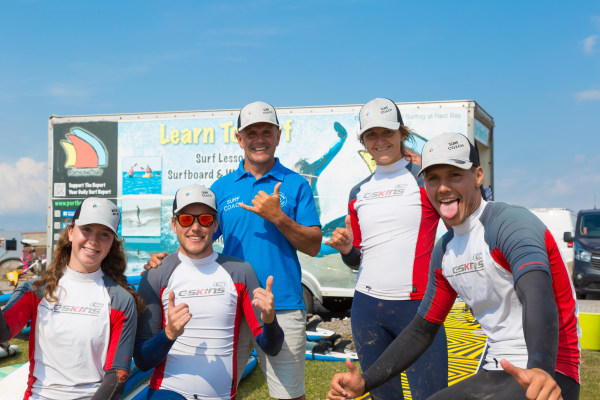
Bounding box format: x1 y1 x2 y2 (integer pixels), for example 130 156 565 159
0 197 144 400
326 98 448 399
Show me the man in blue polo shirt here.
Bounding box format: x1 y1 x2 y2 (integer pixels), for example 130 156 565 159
211 101 321 400
149 101 321 400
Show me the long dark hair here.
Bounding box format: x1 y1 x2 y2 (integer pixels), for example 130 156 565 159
33 226 145 313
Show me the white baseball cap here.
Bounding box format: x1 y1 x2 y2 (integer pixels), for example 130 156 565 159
74 198 121 234
358 98 404 136
418 132 480 176
237 101 279 132
173 184 217 213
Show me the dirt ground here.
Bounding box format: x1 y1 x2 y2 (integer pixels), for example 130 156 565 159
307 301 355 350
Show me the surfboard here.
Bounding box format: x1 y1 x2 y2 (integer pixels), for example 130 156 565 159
0 362 29 399
305 340 358 362
306 327 336 341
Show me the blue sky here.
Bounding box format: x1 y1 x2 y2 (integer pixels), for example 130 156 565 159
1 0 599 232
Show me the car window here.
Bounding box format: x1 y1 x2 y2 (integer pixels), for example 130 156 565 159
579 213 600 238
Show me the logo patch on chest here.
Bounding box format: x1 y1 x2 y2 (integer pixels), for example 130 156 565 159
178 282 227 298
450 252 484 276
52 301 104 316
360 184 407 200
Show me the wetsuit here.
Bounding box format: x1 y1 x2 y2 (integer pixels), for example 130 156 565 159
134 251 283 400
0 267 137 400
342 158 448 399
361 201 581 400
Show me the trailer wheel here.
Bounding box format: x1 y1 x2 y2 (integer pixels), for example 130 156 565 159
302 285 315 316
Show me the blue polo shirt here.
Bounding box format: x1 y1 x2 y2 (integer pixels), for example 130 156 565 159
210 158 321 310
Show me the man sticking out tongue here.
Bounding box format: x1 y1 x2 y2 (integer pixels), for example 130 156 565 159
328 132 581 400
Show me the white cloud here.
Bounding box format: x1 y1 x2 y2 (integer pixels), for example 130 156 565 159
46 84 90 100
574 89 600 101
547 177 571 197
0 157 47 214
583 35 597 54
495 164 600 212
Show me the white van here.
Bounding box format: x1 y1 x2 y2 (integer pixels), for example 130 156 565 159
530 208 576 274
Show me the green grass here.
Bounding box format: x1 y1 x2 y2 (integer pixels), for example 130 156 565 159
580 349 600 399
0 337 29 368
238 351 600 400
237 359 359 400
2 339 599 400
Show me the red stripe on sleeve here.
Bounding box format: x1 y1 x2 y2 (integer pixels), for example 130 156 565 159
545 230 581 383
3 292 37 338
411 189 440 300
24 295 41 400
491 248 511 272
105 309 125 370
423 269 457 324
150 287 168 390
349 198 362 250
235 283 262 336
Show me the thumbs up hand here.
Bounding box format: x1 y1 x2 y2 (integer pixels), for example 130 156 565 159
327 358 365 399
165 291 192 340
325 215 354 255
252 275 276 324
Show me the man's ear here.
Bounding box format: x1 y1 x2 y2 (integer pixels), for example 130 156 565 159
475 166 484 188
235 131 244 150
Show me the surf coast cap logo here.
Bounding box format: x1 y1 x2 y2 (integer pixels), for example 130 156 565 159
418 132 480 177
359 98 403 136
61 127 108 177
237 101 279 132
173 184 217 213
74 197 120 234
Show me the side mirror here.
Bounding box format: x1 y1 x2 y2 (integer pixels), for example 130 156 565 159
563 232 574 243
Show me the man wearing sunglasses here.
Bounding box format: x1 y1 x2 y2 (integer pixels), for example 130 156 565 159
134 184 284 400
148 101 322 400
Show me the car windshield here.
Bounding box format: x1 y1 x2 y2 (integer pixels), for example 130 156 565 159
579 213 600 238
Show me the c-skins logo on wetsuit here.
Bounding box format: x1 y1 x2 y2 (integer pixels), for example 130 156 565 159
178 282 226 298
451 252 484 276
51 301 104 316
61 127 108 177
361 184 407 200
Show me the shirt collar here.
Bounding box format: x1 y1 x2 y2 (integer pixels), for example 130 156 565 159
63 265 104 282
376 158 408 175
178 251 218 267
233 157 285 182
453 199 488 236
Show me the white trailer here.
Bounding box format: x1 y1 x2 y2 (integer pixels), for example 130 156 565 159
47 100 494 312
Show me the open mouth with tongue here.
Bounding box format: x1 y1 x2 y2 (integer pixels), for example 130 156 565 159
439 198 459 220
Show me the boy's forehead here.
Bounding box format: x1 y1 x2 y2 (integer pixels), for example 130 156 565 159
241 122 279 133
178 203 214 214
